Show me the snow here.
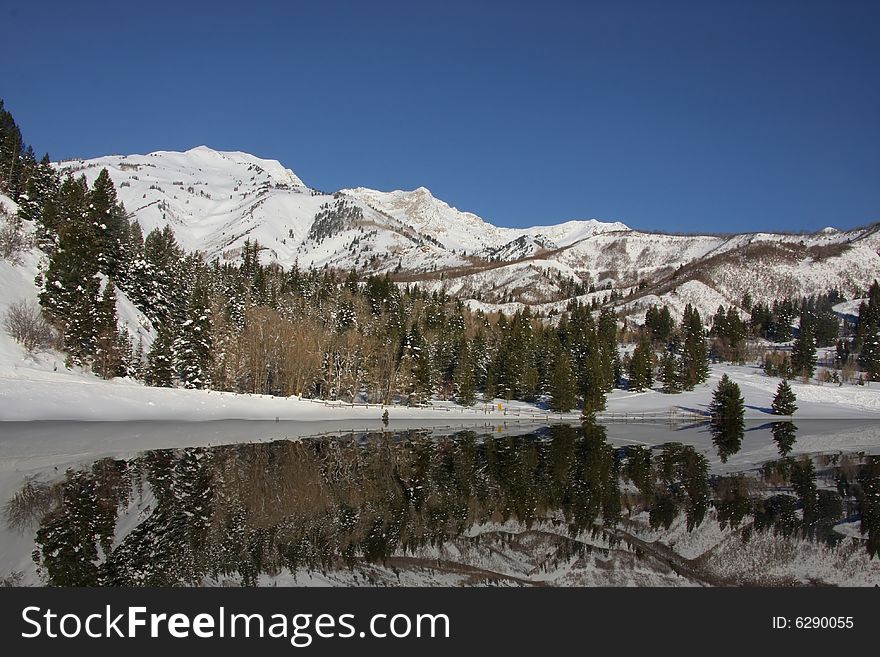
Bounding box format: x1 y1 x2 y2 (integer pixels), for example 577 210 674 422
0 371 579 423
604 363 880 420
44 147 880 324
4 147 880 587
834 298 865 321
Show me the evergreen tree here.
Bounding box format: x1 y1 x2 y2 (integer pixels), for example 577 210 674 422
0 99 28 200
645 305 673 344
710 374 745 424
483 364 497 401
37 176 103 365
859 320 880 382
93 280 122 379
770 299 796 342
791 324 817 379
771 379 798 416
679 304 708 389
855 281 880 350
660 351 680 394
146 324 175 387
19 154 60 241
581 347 607 417
709 374 745 463
115 328 136 378
549 350 576 412
454 341 476 406
175 284 213 389
89 169 129 280
597 307 619 390
406 326 432 404
628 336 654 392
141 225 185 327
63 277 101 365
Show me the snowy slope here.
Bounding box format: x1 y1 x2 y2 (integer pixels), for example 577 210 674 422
0 192 153 384
343 185 630 254
343 186 510 253
56 147 467 274
52 147 880 322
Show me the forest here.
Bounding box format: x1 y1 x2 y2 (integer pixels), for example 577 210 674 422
2 99 880 415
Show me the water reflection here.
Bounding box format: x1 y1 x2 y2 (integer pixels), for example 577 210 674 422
710 417 744 463
771 421 798 456
6 424 879 586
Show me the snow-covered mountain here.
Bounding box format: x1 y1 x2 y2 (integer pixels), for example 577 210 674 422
56 147 469 275
55 146 880 322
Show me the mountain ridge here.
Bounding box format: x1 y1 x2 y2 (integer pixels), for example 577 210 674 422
54 146 880 321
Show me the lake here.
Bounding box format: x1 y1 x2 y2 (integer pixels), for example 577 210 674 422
1 419 879 586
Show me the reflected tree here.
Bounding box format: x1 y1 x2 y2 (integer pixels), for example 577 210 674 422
771 421 798 456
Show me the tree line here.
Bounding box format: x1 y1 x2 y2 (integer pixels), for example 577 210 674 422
2 98 879 409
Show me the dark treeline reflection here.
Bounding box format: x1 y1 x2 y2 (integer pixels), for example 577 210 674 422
10 425 879 586
711 419 798 461
772 421 798 456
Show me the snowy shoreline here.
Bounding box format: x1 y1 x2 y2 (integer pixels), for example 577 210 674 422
2 361 880 423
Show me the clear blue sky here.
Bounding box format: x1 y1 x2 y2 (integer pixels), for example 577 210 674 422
3 0 878 233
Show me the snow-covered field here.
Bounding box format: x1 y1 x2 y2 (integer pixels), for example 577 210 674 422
3 354 879 423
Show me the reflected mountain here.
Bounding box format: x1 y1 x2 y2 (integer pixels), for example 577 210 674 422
7 424 879 587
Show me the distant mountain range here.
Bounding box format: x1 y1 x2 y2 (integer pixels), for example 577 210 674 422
57 146 880 320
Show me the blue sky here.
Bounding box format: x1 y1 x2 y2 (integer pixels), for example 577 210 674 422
3 0 878 232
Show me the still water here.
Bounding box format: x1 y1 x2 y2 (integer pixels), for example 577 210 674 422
1 420 879 586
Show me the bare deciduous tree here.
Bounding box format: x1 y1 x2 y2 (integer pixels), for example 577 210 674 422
3 299 55 353
0 207 30 264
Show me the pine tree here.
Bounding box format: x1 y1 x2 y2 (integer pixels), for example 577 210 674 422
549 350 576 412
859 320 880 382
709 374 745 463
141 225 185 326
115 328 136 378
710 374 745 423
38 180 102 366
0 99 28 200
64 277 101 365
92 280 122 379
581 347 607 417
146 324 175 387
89 169 129 279
19 154 60 240
771 379 797 416
405 326 432 405
597 307 619 390
645 305 673 344
660 351 680 394
791 324 817 379
38 175 100 359
679 304 708 390
454 341 476 406
854 281 880 351
628 336 654 392
175 284 213 389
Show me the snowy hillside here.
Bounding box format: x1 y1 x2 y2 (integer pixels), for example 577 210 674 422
0 192 154 387
53 146 880 322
